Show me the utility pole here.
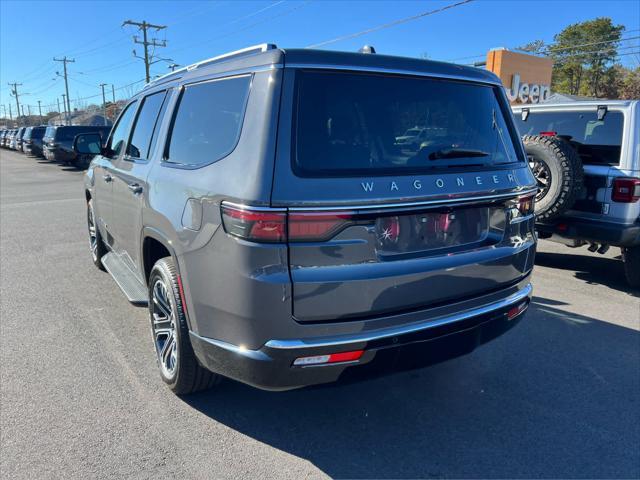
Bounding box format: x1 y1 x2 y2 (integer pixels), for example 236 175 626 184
37 100 43 124
99 83 108 126
8 103 12 121
123 19 167 83
53 56 75 125
111 84 116 103
61 94 68 125
56 98 61 124
7 82 22 126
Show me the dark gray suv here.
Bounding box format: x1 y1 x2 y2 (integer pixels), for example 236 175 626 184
75 44 537 394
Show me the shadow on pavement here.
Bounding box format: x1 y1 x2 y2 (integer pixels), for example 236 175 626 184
182 300 640 479
536 249 638 295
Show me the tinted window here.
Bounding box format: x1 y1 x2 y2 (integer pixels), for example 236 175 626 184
165 75 251 166
31 127 45 139
127 91 167 159
107 101 137 157
513 110 623 165
294 71 523 177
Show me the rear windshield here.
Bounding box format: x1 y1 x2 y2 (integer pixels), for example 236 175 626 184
23 128 33 140
293 70 524 177
513 110 623 166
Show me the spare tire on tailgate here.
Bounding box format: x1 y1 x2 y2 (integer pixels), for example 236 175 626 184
523 135 584 222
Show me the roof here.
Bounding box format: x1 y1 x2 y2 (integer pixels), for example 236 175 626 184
141 43 502 94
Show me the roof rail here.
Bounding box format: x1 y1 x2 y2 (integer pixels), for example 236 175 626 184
144 43 277 89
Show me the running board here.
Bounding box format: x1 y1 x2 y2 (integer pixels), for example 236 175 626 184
101 252 149 306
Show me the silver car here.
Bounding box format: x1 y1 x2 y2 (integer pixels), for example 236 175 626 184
75 44 537 394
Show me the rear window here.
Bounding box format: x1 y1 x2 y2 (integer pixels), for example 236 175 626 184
23 128 33 140
513 110 623 166
165 75 251 167
293 70 523 177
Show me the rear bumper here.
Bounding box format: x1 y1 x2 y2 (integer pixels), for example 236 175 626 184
190 282 532 391
537 218 640 247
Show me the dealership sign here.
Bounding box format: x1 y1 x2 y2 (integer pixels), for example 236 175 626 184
505 73 551 104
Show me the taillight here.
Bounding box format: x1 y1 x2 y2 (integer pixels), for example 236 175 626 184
517 193 535 216
221 204 286 243
221 203 361 243
612 177 640 203
539 131 557 137
288 211 356 242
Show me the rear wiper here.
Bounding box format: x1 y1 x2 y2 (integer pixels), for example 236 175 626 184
429 148 490 160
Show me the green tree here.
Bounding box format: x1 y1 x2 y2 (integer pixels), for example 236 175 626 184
550 17 625 97
619 66 640 99
517 39 546 54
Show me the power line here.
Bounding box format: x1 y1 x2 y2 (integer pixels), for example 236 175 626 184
162 0 309 58
306 0 475 49
447 30 640 62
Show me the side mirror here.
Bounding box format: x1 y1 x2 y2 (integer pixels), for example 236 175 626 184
73 133 103 155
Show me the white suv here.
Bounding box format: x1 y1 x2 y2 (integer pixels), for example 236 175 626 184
513 100 640 288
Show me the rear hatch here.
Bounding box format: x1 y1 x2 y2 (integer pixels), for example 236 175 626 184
272 68 536 322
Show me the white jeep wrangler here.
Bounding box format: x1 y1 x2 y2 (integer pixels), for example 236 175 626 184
512 100 640 288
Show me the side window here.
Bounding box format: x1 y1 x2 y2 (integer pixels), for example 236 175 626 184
107 101 137 158
165 75 251 167
127 91 167 160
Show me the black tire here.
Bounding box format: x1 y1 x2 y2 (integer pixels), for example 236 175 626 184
87 199 107 271
622 246 640 289
148 257 221 395
523 135 584 222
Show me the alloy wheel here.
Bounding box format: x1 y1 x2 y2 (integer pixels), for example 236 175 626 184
529 156 552 202
151 278 178 378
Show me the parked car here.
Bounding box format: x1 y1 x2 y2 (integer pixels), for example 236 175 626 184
75 44 536 395
11 127 25 150
0 130 8 148
43 125 111 167
22 126 47 157
512 100 640 288
2 130 12 148
5 130 17 148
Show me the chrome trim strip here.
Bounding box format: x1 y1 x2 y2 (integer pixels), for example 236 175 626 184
284 63 502 86
287 188 538 212
265 283 533 350
221 200 287 212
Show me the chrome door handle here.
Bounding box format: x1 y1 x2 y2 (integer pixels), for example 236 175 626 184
103 174 112 182
128 183 143 194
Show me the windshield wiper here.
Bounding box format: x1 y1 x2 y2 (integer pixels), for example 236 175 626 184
429 148 490 160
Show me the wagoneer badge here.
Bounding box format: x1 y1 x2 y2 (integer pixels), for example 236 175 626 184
360 172 518 192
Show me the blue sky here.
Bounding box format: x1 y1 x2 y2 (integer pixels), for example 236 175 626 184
1 0 638 115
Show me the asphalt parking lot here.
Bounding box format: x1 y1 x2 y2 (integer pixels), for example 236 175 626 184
1 148 639 479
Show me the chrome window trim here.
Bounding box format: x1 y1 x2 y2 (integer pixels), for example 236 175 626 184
284 63 502 86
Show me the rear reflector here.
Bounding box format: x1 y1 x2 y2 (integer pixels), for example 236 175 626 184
506 301 528 320
539 131 557 137
293 350 364 366
612 177 640 203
